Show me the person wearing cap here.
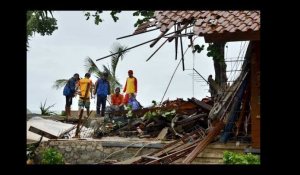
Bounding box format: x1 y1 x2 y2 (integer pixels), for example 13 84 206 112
123 70 138 105
94 72 111 117
63 73 80 121
110 87 124 111
78 73 93 117
127 93 141 110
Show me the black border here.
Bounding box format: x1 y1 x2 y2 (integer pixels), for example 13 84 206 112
5 0 278 174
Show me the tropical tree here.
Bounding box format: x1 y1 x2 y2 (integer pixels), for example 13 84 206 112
27 11 58 49
85 11 154 27
52 79 68 90
52 42 129 93
84 42 129 92
206 42 228 88
87 11 228 89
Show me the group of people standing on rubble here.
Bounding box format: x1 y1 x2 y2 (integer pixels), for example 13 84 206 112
63 70 141 120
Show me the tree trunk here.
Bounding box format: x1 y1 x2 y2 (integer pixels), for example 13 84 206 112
213 42 227 88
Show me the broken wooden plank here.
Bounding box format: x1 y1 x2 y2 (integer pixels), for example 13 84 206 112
29 126 58 139
100 142 164 148
182 121 224 163
114 156 143 164
156 127 169 140
142 155 160 160
175 114 207 125
191 97 212 111
58 125 76 138
103 160 118 164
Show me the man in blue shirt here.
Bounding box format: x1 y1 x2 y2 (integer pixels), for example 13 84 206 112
127 93 141 111
94 72 111 117
63 73 80 120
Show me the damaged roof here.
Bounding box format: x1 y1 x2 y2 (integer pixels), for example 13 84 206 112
135 11 260 42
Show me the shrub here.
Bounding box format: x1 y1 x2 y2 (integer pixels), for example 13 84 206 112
40 99 57 116
61 110 66 116
41 148 64 164
223 151 260 164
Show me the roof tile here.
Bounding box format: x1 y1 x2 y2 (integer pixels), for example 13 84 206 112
200 11 210 18
238 23 247 31
215 25 223 32
244 18 252 25
218 17 225 23
148 10 260 39
193 11 201 17
232 19 240 25
250 23 258 30
227 24 235 31
195 19 204 25
167 21 175 29
232 11 239 16
227 14 235 22
223 11 230 18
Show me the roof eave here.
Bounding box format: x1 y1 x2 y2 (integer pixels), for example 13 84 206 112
203 31 260 43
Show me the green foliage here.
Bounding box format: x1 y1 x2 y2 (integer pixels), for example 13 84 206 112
207 43 223 61
27 11 58 49
61 110 66 116
40 99 57 116
27 144 37 160
52 79 68 90
110 11 122 22
132 11 154 27
143 109 176 121
85 11 154 27
152 100 157 106
161 109 176 121
143 111 158 120
193 44 205 53
41 148 64 164
126 105 133 117
223 151 260 164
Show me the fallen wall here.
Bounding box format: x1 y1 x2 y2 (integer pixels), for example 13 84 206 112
35 140 159 164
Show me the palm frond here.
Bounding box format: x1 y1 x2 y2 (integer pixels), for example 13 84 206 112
102 65 112 77
110 42 129 61
52 79 68 90
110 42 129 76
84 57 101 77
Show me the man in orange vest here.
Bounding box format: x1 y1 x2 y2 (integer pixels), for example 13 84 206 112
110 87 124 111
123 70 137 105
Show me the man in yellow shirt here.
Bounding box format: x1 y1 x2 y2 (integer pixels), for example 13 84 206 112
77 73 93 117
123 70 137 105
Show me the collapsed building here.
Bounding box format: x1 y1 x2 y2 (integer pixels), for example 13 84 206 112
27 10 260 164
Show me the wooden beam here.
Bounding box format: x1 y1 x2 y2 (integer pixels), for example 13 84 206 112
114 156 143 164
182 121 224 163
204 31 260 43
156 127 169 140
191 98 212 111
29 126 58 139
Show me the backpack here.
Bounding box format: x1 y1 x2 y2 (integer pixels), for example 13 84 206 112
63 85 71 96
63 79 73 96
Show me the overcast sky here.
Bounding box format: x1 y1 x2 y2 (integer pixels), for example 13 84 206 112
27 11 248 113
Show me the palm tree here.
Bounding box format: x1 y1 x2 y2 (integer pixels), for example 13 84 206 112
52 79 68 90
52 42 129 93
84 42 129 92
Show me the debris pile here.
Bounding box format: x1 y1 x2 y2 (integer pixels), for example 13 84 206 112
93 97 213 140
